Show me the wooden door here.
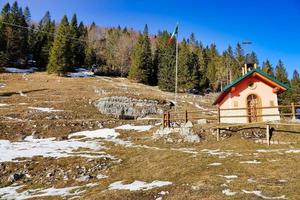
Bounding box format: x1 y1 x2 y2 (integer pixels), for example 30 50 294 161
247 94 260 123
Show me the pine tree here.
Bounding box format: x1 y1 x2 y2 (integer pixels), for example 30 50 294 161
77 21 87 67
177 39 191 92
275 59 290 106
69 14 80 67
4 2 28 66
23 6 31 25
47 15 71 75
235 42 244 65
261 59 274 76
157 31 176 91
291 70 300 103
275 59 289 84
36 11 55 68
128 24 152 84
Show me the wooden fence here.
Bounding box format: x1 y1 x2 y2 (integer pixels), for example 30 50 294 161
163 103 300 128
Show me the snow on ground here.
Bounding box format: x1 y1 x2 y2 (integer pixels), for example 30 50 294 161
115 124 153 132
4 67 35 73
69 128 119 140
222 188 237 196
18 91 27 97
257 149 300 154
28 107 63 112
67 72 94 77
242 189 287 199
0 183 97 200
208 162 222 166
0 136 108 162
0 103 9 107
219 175 238 179
240 160 261 164
171 148 198 154
108 180 172 191
201 149 242 158
0 83 5 88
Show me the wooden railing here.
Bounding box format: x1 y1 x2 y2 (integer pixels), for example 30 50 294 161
163 103 300 128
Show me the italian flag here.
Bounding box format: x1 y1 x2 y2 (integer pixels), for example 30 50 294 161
168 24 178 44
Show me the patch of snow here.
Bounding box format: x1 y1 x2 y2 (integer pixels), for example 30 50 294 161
242 189 287 199
96 174 108 180
0 183 97 200
0 103 9 107
256 149 282 153
155 197 162 200
0 136 107 162
18 91 27 97
115 124 153 132
69 128 119 140
240 160 261 164
108 180 172 191
219 175 238 179
28 107 63 112
67 70 94 77
4 117 23 122
171 148 198 154
222 189 237 196
285 149 300 153
4 67 34 73
247 178 256 183
0 83 6 88
208 162 222 166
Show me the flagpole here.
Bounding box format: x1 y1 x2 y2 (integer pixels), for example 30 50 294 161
175 23 179 112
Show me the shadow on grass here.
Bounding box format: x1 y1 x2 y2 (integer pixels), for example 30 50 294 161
0 88 48 97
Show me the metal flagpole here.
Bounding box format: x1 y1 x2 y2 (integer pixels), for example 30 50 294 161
175 23 179 112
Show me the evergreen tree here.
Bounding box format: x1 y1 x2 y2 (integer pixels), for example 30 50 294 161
291 70 300 103
275 59 290 106
47 15 71 75
235 42 244 65
69 14 81 67
275 59 289 84
177 39 190 91
36 11 55 68
23 6 31 25
128 24 152 84
157 31 176 91
4 1 28 65
261 59 274 76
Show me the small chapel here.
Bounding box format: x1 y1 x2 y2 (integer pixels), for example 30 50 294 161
213 61 289 123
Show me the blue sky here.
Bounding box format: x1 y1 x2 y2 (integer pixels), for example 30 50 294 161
1 0 299 78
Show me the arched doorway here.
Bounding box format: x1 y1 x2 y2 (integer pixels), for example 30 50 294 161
247 94 261 123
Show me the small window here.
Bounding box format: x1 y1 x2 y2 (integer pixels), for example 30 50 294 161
270 101 274 106
234 101 238 107
248 82 257 90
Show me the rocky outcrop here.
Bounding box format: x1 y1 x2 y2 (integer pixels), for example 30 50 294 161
94 96 171 119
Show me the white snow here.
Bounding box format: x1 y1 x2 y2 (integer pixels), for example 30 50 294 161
69 128 119 139
0 136 106 162
0 103 9 107
4 67 34 73
208 162 222 166
222 188 237 196
18 91 27 97
115 124 153 132
219 175 238 179
28 107 63 112
0 183 97 200
285 149 300 153
242 189 287 199
108 180 172 191
67 68 94 77
0 83 5 88
240 160 261 164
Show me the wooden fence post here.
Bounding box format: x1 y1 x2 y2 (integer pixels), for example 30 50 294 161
266 124 270 147
217 107 221 123
167 111 170 128
217 128 220 141
291 103 296 119
163 113 166 128
185 110 188 123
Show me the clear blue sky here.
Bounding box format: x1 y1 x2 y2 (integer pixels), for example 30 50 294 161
1 0 299 78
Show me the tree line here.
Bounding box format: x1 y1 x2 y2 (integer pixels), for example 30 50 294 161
0 2 299 103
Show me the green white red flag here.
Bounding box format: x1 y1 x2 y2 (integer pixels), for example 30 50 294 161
168 24 178 44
